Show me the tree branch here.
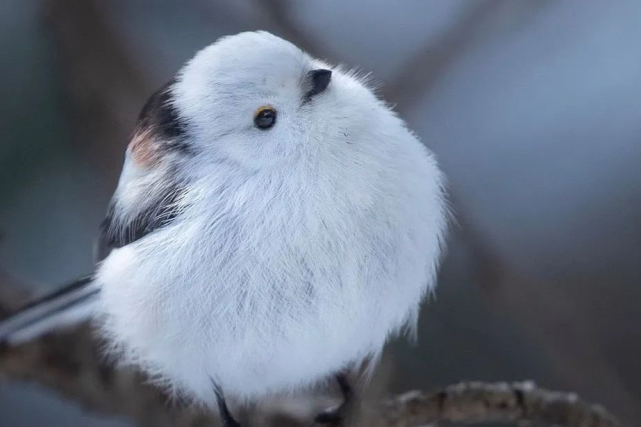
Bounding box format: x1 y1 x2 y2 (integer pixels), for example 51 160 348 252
382 0 555 112
380 0 506 111
0 270 214 427
0 275 623 427
376 381 620 427
2 2 625 427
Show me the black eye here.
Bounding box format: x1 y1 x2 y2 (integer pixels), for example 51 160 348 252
253 106 277 130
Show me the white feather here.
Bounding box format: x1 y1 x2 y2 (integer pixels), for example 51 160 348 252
7 299 98 345
0 279 98 345
95 31 449 404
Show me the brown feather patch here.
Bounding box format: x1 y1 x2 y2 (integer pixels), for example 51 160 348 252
127 78 189 168
129 128 161 168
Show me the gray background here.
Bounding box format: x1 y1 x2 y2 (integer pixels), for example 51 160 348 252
1 0 640 426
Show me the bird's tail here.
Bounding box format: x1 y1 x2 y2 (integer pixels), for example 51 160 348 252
0 275 99 347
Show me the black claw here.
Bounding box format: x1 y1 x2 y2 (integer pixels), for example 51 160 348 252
313 373 353 426
211 379 242 427
335 373 351 399
314 408 343 425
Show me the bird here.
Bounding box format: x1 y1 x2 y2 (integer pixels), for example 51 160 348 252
0 31 448 426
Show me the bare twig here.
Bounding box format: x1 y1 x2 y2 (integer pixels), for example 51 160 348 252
0 277 623 427
381 0 507 111
376 381 620 427
249 0 337 61
0 328 215 427
0 274 214 427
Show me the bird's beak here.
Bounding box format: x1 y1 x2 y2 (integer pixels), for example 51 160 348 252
304 69 332 100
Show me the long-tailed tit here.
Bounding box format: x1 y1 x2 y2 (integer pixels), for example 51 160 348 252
0 31 448 426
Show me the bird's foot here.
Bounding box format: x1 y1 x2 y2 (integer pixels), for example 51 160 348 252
313 403 348 426
212 379 243 427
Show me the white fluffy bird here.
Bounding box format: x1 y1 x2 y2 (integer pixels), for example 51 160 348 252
0 31 448 426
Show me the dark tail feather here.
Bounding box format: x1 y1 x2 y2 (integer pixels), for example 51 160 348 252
0 275 99 346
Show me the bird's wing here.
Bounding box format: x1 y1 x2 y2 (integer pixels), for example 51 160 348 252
0 80 190 347
95 180 184 261
96 78 189 261
0 177 184 347
0 276 98 346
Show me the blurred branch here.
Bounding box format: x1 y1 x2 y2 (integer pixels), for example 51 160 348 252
377 381 620 427
0 270 214 427
382 0 555 112
452 206 641 426
249 0 336 60
0 280 622 427
42 0 152 186
381 0 506 111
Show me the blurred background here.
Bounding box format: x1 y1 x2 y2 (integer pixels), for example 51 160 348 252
1 0 640 426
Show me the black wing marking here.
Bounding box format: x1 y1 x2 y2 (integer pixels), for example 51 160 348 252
94 79 191 261
0 80 193 348
95 183 184 261
0 275 97 346
137 78 192 155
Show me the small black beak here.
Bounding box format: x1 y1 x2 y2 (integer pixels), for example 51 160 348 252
304 69 332 100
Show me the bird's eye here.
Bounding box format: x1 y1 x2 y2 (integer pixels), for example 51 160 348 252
253 106 277 130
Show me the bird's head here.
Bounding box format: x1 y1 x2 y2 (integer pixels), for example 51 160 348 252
127 31 397 173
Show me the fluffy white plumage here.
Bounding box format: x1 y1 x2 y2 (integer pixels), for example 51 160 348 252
2 31 448 408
